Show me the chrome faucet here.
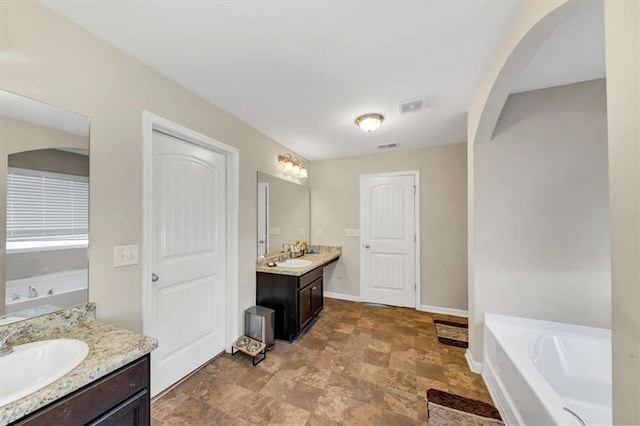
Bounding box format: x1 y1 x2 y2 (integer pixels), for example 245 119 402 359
0 329 22 357
28 285 39 298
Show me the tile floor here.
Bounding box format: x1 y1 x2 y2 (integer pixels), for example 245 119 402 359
151 298 494 425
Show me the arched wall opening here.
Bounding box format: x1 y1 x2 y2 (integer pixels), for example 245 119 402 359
467 1 639 424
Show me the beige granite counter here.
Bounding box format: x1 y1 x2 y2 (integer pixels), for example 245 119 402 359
0 304 157 425
256 246 341 277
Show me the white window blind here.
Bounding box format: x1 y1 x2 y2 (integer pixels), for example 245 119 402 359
6 167 88 250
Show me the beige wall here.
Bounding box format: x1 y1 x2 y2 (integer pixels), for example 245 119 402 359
9 148 89 177
473 80 610 359
604 2 640 424
310 143 467 310
0 1 306 333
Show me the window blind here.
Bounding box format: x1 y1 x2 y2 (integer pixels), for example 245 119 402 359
6 167 89 244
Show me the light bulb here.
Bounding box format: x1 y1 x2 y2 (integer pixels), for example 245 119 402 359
355 113 384 133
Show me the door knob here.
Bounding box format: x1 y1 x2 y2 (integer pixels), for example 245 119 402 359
151 273 159 282
363 244 370 249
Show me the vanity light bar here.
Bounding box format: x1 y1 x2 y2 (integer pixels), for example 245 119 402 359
277 153 308 178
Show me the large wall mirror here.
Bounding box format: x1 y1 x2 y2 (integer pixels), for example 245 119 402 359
257 172 309 256
1 90 90 324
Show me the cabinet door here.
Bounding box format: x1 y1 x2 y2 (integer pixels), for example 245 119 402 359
299 284 313 330
311 278 323 316
15 356 149 426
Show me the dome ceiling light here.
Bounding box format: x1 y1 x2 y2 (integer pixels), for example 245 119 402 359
355 113 384 133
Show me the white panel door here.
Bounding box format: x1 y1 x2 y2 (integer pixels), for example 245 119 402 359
150 131 226 396
257 182 269 256
361 173 416 307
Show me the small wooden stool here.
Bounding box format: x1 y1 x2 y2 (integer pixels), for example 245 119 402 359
231 336 267 366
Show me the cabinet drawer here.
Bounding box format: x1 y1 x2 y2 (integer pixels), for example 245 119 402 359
15 356 149 426
89 390 149 426
299 267 323 289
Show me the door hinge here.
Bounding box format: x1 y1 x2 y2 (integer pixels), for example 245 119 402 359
413 185 416 194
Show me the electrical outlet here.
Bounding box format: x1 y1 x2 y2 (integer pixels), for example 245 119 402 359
114 245 139 267
317 228 324 236
345 228 360 237
269 227 281 235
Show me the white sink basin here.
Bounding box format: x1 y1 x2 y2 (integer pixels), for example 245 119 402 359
276 259 313 268
0 339 89 407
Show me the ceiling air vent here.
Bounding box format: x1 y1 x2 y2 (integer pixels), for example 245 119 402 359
378 142 399 150
398 97 426 114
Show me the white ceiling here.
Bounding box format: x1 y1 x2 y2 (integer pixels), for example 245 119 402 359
39 1 604 160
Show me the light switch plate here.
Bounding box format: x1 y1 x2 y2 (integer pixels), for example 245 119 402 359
299 228 305 236
114 245 139 267
316 228 324 236
269 227 281 235
345 228 360 237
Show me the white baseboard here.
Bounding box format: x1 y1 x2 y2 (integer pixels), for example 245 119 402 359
418 304 468 318
324 291 362 302
465 349 483 374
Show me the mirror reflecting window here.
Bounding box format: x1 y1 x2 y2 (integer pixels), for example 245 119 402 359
257 172 309 256
1 90 90 324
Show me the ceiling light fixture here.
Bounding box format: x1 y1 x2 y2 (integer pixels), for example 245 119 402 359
355 113 384 133
278 153 308 178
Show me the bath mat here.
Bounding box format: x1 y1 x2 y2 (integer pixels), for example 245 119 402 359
434 319 468 348
426 389 503 426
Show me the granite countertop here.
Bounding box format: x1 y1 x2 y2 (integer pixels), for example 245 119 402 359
0 319 157 425
256 249 341 277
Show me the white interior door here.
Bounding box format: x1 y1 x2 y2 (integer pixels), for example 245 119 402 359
257 182 269 256
361 173 416 308
150 130 227 396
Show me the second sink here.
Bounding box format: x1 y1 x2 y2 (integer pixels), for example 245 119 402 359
276 259 313 268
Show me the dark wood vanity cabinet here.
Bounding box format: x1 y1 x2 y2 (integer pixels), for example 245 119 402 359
13 355 150 426
257 266 324 342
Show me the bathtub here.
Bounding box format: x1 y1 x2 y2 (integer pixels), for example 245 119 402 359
5 269 88 315
482 314 611 426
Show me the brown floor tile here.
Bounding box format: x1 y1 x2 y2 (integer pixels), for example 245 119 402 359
382 387 418 419
358 362 416 394
268 403 311 425
415 361 446 381
156 396 210 425
380 409 420 426
260 375 324 412
313 392 362 422
325 371 386 404
152 299 495 425
304 414 340 426
340 401 383 425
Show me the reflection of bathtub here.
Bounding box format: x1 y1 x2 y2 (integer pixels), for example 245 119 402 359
483 314 611 426
5 269 88 314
